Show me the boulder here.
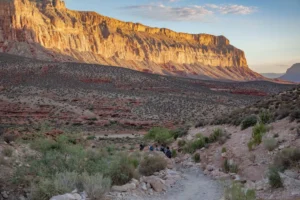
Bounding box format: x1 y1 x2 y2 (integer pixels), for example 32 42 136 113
50 193 82 200
141 176 166 192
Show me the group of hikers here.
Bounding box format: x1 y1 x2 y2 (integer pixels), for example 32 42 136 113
139 144 172 159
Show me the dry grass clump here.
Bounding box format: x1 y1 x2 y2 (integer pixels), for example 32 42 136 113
139 155 167 176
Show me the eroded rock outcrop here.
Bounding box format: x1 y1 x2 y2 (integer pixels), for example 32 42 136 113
0 0 263 80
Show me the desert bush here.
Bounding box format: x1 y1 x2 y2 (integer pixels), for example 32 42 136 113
251 123 267 146
144 127 173 145
86 135 96 140
247 141 254 151
222 147 227 153
171 149 177 158
225 182 256 200
209 128 228 144
274 148 300 171
290 110 300 122
81 172 111 200
268 167 283 188
241 115 257 130
139 155 167 176
177 139 186 147
109 154 137 185
170 126 189 139
183 138 205 154
2 146 13 157
263 138 278 151
259 110 273 124
192 153 201 163
30 171 111 200
223 159 238 173
3 134 16 144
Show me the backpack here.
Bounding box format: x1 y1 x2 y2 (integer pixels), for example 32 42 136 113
166 150 172 158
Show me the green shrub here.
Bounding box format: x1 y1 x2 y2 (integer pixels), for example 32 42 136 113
290 110 300 122
251 123 267 146
222 147 227 153
274 148 300 171
225 182 256 200
183 138 205 154
170 127 189 139
268 167 283 188
223 159 238 173
263 138 278 151
30 171 110 200
86 135 96 140
247 141 254 151
177 140 186 147
241 115 257 130
108 154 137 185
2 146 13 157
209 128 228 144
259 110 272 124
144 127 173 145
81 172 111 200
192 153 201 163
171 149 177 158
139 155 167 176
128 157 140 169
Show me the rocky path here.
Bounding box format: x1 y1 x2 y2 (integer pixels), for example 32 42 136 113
122 166 224 200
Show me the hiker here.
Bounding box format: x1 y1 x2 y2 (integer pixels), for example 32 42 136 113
140 144 145 151
160 144 166 153
165 147 172 159
149 145 154 151
155 144 159 151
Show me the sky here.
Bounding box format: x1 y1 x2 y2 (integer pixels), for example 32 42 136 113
64 0 300 73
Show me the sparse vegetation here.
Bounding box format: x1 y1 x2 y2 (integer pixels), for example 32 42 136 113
223 159 238 173
144 127 173 145
139 155 167 176
263 138 278 151
12 134 141 198
222 147 227 153
268 167 283 188
247 123 268 151
109 154 138 185
259 110 273 124
225 182 256 200
177 139 186 147
273 148 300 171
2 146 13 157
192 153 201 163
241 115 257 130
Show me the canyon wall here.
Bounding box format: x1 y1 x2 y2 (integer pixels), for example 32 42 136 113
0 0 263 80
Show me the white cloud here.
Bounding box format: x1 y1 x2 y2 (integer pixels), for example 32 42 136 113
207 4 257 15
121 3 257 21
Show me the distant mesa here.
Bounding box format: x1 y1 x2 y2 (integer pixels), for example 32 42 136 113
261 73 284 79
279 63 300 83
0 0 264 81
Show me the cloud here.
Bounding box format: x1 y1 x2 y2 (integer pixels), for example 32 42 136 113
120 3 257 21
206 4 257 15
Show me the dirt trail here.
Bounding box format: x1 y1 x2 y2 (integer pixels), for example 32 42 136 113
123 166 223 200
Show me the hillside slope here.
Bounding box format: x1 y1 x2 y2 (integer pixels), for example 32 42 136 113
0 53 293 132
0 0 263 81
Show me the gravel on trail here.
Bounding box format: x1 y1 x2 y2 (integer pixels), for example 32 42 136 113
122 166 224 200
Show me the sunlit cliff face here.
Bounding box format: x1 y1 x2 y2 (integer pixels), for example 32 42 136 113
0 0 263 81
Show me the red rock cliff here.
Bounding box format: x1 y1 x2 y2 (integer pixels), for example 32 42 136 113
0 0 262 80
